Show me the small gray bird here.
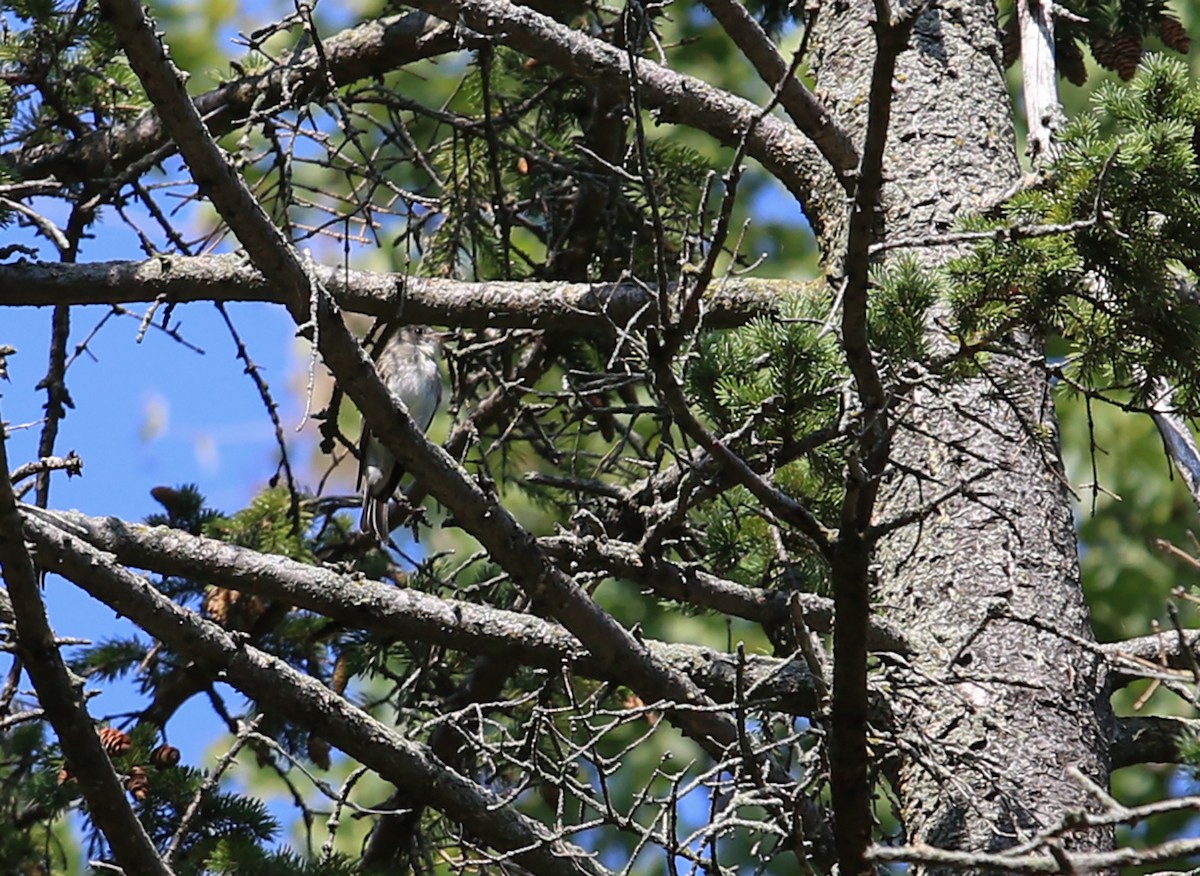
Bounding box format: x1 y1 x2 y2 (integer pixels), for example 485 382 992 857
358 324 443 543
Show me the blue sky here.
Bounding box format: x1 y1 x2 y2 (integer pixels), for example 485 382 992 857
0 3 390 861
0 3 368 810
1 206 346 867
2 219 313 760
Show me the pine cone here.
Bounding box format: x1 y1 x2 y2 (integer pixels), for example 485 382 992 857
1158 15 1191 54
125 765 150 801
1090 36 1119 71
1058 39 1088 86
97 726 132 757
203 586 265 627
1001 17 1020 69
307 734 332 771
204 585 233 625
331 650 351 696
149 485 186 515
149 744 181 768
1110 32 1143 80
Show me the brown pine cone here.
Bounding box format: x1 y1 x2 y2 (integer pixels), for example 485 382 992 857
97 726 132 757
1058 39 1088 86
203 585 265 627
1090 36 1119 71
125 765 150 801
1111 32 1143 80
149 744 181 768
1158 16 1191 54
330 650 351 696
307 734 332 771
203 585 233 625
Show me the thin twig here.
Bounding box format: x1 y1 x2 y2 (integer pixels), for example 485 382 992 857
163 714 265 866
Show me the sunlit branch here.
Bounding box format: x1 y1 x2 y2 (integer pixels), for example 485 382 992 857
0 255 810 330
5 11 457 185
21 511 611 876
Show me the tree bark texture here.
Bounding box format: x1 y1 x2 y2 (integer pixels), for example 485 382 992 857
811 0 1113 867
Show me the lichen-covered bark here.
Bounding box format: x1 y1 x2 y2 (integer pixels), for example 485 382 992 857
877 373 1113 862
810 0 1113 867
811 0 1020 246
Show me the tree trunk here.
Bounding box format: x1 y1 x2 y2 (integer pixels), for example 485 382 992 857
811 0 1114 866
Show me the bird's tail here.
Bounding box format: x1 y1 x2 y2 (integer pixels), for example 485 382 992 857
360 493 390 544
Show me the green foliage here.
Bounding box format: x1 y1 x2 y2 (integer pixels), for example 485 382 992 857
126 765 278 872
687 294 845 590
50 483 356 869
0 0 146 155
0 720 74 872
78 740 348 876
146 483 225 535
68 486 233 694
68 635 152 683
696 479 834 593
1178 722 1200 770
700 486 775 584
869 256 939 371
203 486 315 564
688 294 842 443
417 47 716 282
947 55 1200 411
203 845 361 875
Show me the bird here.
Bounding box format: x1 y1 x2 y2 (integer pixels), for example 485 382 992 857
358 324 443 544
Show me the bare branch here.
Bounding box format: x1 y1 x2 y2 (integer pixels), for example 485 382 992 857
24 506 821 714
1102 628 1200 688
400 0 844 213
0 410 172 875
540 534 910 653
828 3 923 869
868 216 1100 255
33 304 70 508
1146 376 1200 510
8 452 82 487
1015 0 1063 163
20 511 611 876
0 255 809 331
5 11 457 185
698 0 859 180
870 835 1200 872
1112 715 1200 768
164 715 264 866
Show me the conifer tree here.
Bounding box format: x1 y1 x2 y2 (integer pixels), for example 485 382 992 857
2 0 1200 873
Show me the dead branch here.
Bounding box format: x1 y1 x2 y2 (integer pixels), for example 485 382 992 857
0 254 807 330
